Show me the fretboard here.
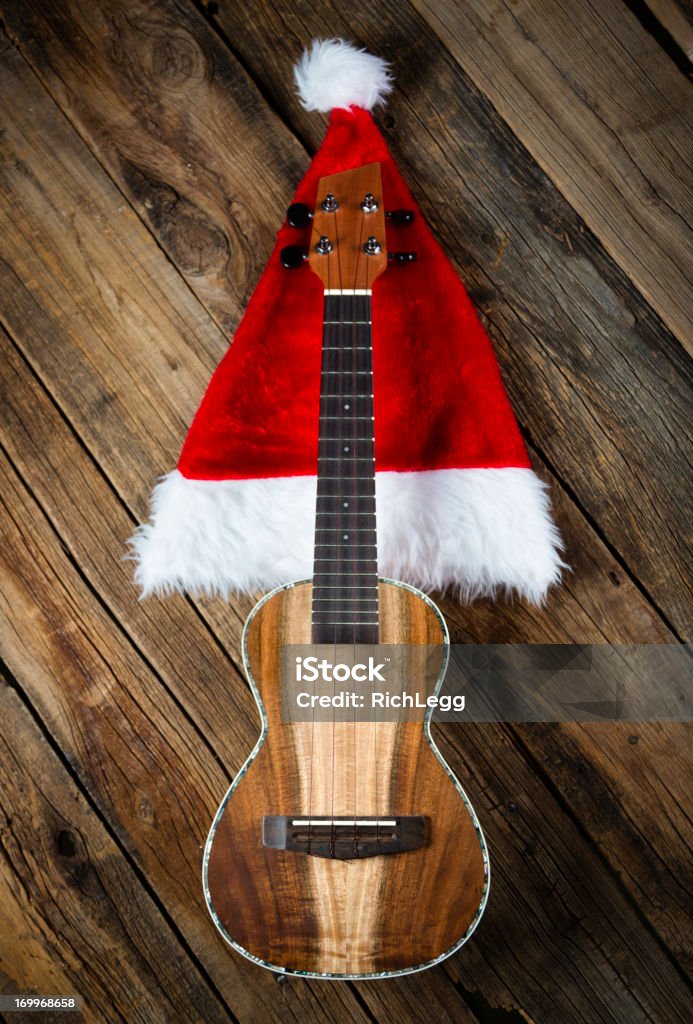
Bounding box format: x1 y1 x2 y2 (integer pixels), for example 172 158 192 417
312 294 379 644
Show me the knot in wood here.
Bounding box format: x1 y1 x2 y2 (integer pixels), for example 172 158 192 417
150 30 207 91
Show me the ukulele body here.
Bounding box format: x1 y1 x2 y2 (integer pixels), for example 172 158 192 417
203 578 489 979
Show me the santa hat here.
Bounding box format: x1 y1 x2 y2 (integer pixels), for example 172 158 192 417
131 39 564 603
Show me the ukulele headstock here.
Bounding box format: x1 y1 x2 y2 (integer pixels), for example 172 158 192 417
307 163 388 291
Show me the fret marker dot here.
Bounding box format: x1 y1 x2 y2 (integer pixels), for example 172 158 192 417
344 404 350 410
343 502 349 507
344 445 349 452
343 534 349 540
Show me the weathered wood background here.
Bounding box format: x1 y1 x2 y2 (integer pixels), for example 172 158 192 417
0 1 691 1021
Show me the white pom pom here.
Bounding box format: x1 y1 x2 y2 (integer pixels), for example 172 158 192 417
294 38 393 113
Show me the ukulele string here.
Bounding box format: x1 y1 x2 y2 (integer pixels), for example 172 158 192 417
307 209 324 856
351 207 368 857
368 233 380 856
346 202 366 973
353 200 379 852
330 204 346 855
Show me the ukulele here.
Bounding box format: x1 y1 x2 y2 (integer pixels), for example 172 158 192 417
203 162 489 979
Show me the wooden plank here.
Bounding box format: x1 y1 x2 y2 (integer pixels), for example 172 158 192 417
431 720 692 1021
189 0 693 973
3 283 690 975
0 447 376 1024
436 467 693 967
2 437 690 1021
195 0 693 637
0 0 307 340
437 475 692 966
0 0 688 969
0 40 476 1019
0 674 234 1024
0 337 257 774
407 0 693 349
503 719 693 968
0 10 689 1015
646 0 693 60
1 2 691 639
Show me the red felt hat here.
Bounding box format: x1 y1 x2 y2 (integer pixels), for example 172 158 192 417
132 39 564 602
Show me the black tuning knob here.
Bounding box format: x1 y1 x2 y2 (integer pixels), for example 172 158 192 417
286 203 312 228
386 209 415 225
280 245 307 269
388 251 417 263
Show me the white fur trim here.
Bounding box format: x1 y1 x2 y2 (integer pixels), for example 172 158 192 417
130 468 565 604
294 38 393 113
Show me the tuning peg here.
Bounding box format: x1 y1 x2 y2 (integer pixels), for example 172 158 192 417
388 251 417 263
286 203 312 228
280 245 307 269
386 209 415 225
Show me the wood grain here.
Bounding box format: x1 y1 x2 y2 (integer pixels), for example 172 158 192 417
192 0 693 637
2 343 689 1015
409 0 693 350
0 0 307 339
4 304 688 1010
0 415 376 1024
0 2 690 1019
4 275 690 995
206 580 486 976
2 372 690 1016
0 41 476 1019
308 164 388 288
430 718 691 1022
0 675 232 1024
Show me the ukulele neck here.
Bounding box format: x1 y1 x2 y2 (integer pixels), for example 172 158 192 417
312 291 379 645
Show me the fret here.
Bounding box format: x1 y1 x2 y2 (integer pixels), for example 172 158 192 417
315 573 378 581
315 479 376 487
311 606 378 614
316 475 376 482
322 360 374 373
316 528 377 533
317 460 376 468
320 400 374 415
318 439 375 444
312 599 378 606
313 577 378 584
314 545 378 552
314 561 377 567
315 503 376 512
316 497 375 510
316 513 375 518
313 627 379 644
317 432 372 444
313 585 379 590
313 608 379 614
312 621 380 626
324 294 371 313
